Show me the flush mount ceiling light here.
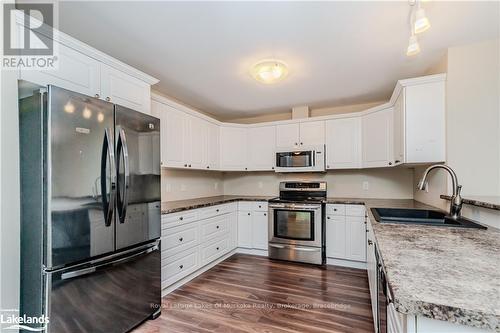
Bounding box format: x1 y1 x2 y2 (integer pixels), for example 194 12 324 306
250 59 289 84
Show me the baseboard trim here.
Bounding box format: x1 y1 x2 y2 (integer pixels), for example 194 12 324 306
235 248 268 256
327 257 367 269
162 249 237 297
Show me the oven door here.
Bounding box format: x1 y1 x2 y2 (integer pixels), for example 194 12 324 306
269 203 322 247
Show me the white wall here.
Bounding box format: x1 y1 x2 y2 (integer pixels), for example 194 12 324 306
223 168 414 199
161 169 224 201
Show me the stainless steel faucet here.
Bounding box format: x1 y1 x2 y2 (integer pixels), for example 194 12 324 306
417 164 463 219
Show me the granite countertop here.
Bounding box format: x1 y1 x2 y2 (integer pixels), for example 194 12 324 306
161 195 500 330
161 195 275 214
363 199 500 331
441 194 500 211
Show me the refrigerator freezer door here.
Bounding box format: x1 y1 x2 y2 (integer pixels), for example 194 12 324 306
48 86 116 268
115 105 161 250
45 243 161 333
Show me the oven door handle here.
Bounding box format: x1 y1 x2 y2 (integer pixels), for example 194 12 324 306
269 204 322 210
269 243 321 252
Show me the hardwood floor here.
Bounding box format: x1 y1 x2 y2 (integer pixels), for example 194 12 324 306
133 254 374 333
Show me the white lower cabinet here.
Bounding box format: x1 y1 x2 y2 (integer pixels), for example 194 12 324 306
237 211 253 248
238 201 269 251
326 204 366 265
200 237 230 266
161 246 200 289
251 211 269 250
366 218 378 333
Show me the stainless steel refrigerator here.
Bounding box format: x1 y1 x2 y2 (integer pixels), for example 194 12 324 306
19 84 161 333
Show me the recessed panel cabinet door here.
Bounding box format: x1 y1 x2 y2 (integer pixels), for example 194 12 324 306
299 121 325 146
186 115 208 169
251 211 268 250
276 123 299 147
237 211 252 248
164 105 187 168
248 126 276 171
20 42 100 97
326 215 346 258
393 90 405 165
220 126 247 170
100 63 151 114
207 123 220 170
362 108 394 168
346 216 366 262
326 118 361 169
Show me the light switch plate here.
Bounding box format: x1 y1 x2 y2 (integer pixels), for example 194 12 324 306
362 181 369 191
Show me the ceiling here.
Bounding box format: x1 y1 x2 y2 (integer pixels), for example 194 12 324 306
58 1 499 119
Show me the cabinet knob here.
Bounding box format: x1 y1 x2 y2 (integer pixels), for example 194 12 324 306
179 237 183 242
388 162 393 166
105 97 111 102
216 247 220 251
327 216 330 219
300 142 303 145
179 217 183 221
179 265 183 269
207 166 210 169
334 208 337 211
216 209 219 212
216 225 219 229
294 142 298 146
368 240 373 245
245 167 248 170
189 164 192 167
327 165 330 168
94 93 100 98
395 160 401 163
247 213 251 216
184 164 188 167
272 167 275 170
264 213 267 216
258 205 261 208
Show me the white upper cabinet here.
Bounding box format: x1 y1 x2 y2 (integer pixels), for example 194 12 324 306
276 123 300 147
100 63 151 114
393 91 405 166
150 100 167 167
362 108 394 168
163 105 187 168
403 81 446 164
207 123 220 170
220 126 248 171
299 121 325 146
247 126 276 171
184 115 208 170
20 42 100 97
326 118 361 169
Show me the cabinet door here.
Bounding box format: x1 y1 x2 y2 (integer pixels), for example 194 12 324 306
393 90 405 165
251 211 269 250
362 108 394 168
228 212 238 250
247 126 276 171
346 216 366 262
151 100 167 167
326 118 361 169
185 115 207 169
100 63 151 114
366 220 378 333
299 121 325 146
164 105 187 168
325 215 346 258
220 126 247 170
20 42 100 97
207 123 220 170
237 211 252 248
276 123 299 147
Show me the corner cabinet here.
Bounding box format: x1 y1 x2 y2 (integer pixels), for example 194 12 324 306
362 108 394 168
220 126 248 171
247 126 276 171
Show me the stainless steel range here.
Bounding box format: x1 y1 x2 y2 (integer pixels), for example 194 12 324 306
268 181 326 265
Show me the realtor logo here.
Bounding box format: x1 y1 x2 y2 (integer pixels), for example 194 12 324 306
2 3 57 70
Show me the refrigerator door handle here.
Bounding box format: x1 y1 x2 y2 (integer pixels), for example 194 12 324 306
60 244 158 281
101 128 116 227
117 127 130 224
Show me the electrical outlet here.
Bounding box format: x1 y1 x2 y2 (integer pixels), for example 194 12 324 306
362 181 369 191
180 184 187 192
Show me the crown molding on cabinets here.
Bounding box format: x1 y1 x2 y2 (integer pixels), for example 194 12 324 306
13 11 158 85
389 73 447 106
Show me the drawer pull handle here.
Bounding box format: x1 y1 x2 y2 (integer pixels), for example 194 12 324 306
179 265 183 269
216 225 219 229
179 217 183 221
216 247 219 251
179 237 183 242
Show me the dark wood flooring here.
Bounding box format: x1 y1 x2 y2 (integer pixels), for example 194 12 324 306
133 254 374 333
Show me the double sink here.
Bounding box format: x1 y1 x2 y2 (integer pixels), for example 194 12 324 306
371 208 486 229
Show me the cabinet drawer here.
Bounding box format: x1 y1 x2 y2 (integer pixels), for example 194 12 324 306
200 237 229 266
161 246 199 289
326 204 345 215
238 201 254 211
252 202 268 212
198 203 235 220
200 215 229 242
161 223 199 257
345 204 366 217
162 210 198 229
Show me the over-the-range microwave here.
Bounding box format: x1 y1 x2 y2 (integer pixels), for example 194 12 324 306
274 145 325 172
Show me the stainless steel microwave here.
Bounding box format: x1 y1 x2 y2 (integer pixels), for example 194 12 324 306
274 145 325 172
